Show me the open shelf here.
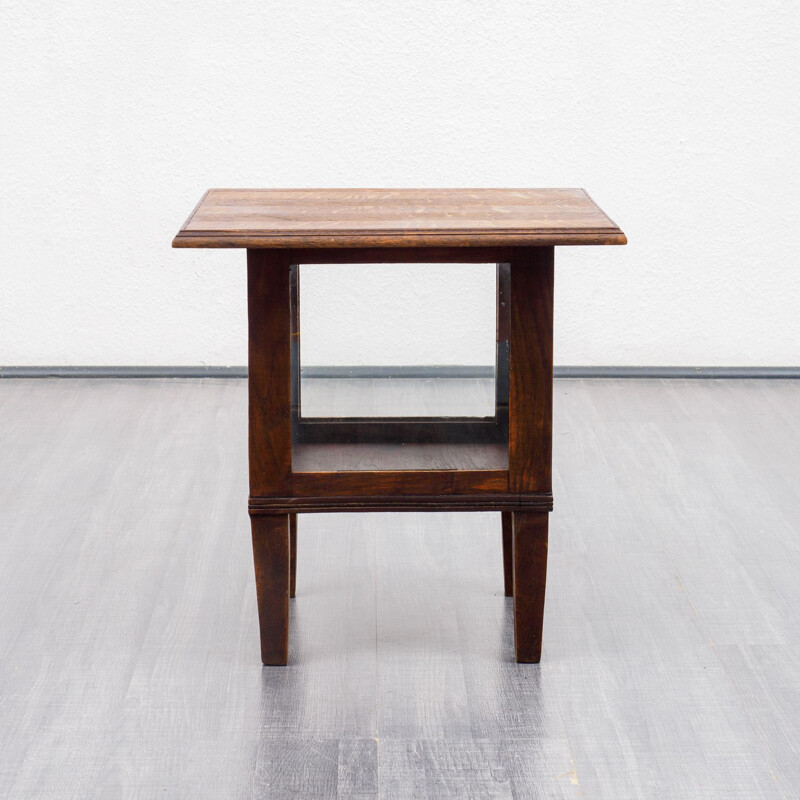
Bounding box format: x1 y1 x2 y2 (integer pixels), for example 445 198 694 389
292 441 508 473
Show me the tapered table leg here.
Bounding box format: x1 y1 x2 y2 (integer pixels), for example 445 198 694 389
250 514 290 665
289 514 297 599
501 512 513 597
512 511 549 663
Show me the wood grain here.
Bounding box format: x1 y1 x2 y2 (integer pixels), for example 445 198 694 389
250 513 290 665
292 442 507 472
289 513 297 599
501 511 513 597
243 233 558 667
512 511 549 663
173 188 626 248
508 247 554 494
247 249 292 495
288 469 509 498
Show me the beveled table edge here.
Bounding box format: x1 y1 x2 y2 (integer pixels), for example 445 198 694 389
173 230 627 248
173 187 627 248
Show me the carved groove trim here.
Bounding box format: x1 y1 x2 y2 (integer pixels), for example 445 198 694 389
248 493 554 515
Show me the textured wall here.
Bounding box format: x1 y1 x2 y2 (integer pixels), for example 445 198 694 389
2 1 799 367
300 263 497 366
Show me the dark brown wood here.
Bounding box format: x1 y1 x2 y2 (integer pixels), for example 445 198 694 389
501 512 513 597
287 246 519 264
176 187 625 664
249 492 553 514
247 249 292 496
508 248 554 494
290 469 508 497
495 263 510 433
293 418 503 445
173 189 627 249
289 264 301 434
512 511 549 663
496 262 511 342
289 514 297 599
250 514 290 665
292 442 507 473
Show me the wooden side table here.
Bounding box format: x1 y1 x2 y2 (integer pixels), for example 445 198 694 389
173 189 626 665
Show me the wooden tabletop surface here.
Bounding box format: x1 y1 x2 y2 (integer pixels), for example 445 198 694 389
173 188 626 249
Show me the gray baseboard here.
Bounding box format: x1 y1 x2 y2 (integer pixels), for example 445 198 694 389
2 365 800 379
0 366 249 379
554 366 800 379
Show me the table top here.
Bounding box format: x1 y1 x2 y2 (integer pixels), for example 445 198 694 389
173 188 626 249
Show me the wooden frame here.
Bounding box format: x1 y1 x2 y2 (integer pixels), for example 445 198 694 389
175 187 625 667
173 189 626 249
246 246 554 664
290 262 509 446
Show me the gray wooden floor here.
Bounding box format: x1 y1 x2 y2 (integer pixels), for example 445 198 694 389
1 378 799 799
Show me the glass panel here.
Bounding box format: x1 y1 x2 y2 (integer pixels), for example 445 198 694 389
291 262 508 472
300 373 496 418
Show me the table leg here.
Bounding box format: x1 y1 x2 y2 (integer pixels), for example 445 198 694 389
512 511 548 663
508 247 553 663
501 512 513 597
250 514 290 665
289 514 297 599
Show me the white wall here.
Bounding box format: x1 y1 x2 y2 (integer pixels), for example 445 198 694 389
300 263 498 366
2 1 799 368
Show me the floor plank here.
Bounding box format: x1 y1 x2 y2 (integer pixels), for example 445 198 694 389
0 377 798 798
